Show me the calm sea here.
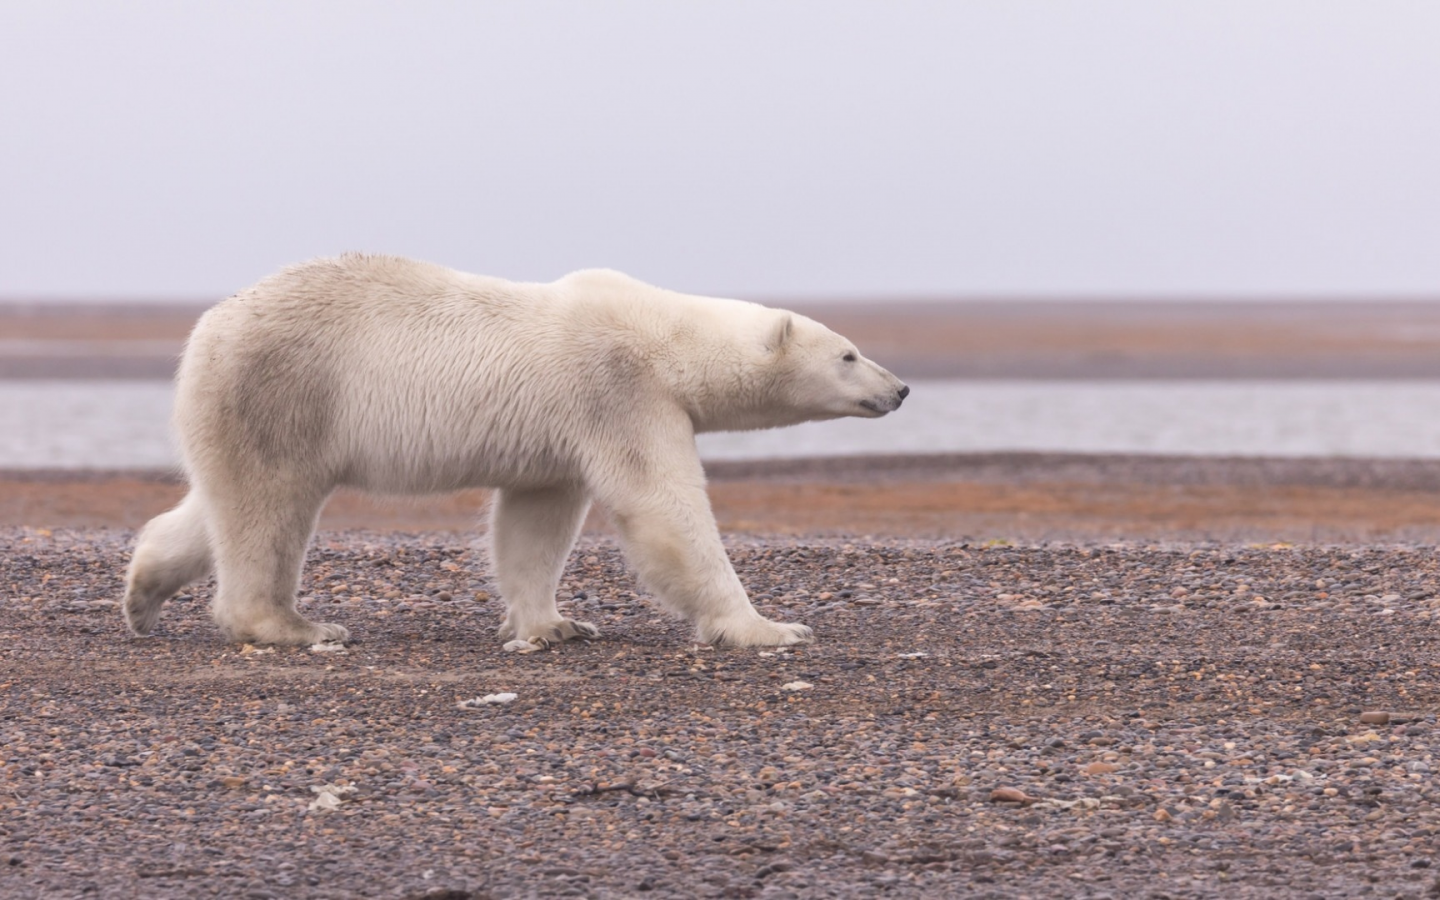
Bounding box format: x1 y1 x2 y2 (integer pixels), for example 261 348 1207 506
5 379 1440 469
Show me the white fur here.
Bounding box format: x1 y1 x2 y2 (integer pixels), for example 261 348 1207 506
123 254 908 647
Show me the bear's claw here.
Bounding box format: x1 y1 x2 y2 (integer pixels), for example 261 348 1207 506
703 617 814 649
498 617 600 648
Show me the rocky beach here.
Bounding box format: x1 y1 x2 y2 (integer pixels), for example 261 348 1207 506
3 302 1439 897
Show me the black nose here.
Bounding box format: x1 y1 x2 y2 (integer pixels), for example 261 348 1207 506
898 384 910 400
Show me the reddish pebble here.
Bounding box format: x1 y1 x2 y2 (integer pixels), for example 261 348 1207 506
990 787 1034 804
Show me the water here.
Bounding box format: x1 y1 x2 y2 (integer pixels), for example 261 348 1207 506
2 381 179 469
5 379 1440 469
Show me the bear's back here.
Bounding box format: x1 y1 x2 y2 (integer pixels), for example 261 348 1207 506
173 256 666 491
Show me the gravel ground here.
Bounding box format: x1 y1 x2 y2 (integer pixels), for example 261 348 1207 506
3 527 1439 899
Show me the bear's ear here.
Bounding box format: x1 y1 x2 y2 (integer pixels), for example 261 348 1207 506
765 314 794 353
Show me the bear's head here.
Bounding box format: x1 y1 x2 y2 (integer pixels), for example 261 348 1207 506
758 311 909 427
600 277 910 435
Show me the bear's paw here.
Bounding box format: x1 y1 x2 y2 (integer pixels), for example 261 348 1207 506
498 617 600 649
703 617 814 649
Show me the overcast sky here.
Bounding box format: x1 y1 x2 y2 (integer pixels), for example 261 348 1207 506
2 1 1439 300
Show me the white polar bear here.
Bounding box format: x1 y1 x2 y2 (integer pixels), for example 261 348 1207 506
123 254 908 649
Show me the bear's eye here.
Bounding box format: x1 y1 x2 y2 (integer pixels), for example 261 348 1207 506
842 352 857 362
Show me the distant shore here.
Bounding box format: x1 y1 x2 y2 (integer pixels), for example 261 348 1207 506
7 298 1440 379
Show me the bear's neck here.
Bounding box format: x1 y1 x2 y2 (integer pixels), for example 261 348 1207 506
650 296 780 435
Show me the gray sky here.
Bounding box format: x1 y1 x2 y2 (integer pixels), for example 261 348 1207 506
2 1 1439 300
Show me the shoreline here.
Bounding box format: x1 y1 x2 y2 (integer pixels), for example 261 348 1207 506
7 452 1440 543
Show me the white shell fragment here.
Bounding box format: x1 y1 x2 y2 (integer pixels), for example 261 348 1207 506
309 641 347 653
458 693 518 709
307 783 356 813
781 681 814 692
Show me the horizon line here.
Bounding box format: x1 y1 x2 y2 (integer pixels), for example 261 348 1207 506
3 291 1440 309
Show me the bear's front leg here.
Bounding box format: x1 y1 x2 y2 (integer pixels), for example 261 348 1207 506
490 485 599 650
601 476 813 649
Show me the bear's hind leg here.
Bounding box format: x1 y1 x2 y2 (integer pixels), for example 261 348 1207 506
205 481 349 646
124 490 214 635
490 485 597 648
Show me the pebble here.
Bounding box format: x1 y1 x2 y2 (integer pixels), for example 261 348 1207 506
990 787 1036 804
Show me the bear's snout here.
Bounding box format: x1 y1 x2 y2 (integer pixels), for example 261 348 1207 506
858 381 910 416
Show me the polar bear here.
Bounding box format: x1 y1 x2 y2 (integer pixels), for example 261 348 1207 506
122 254 908 649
